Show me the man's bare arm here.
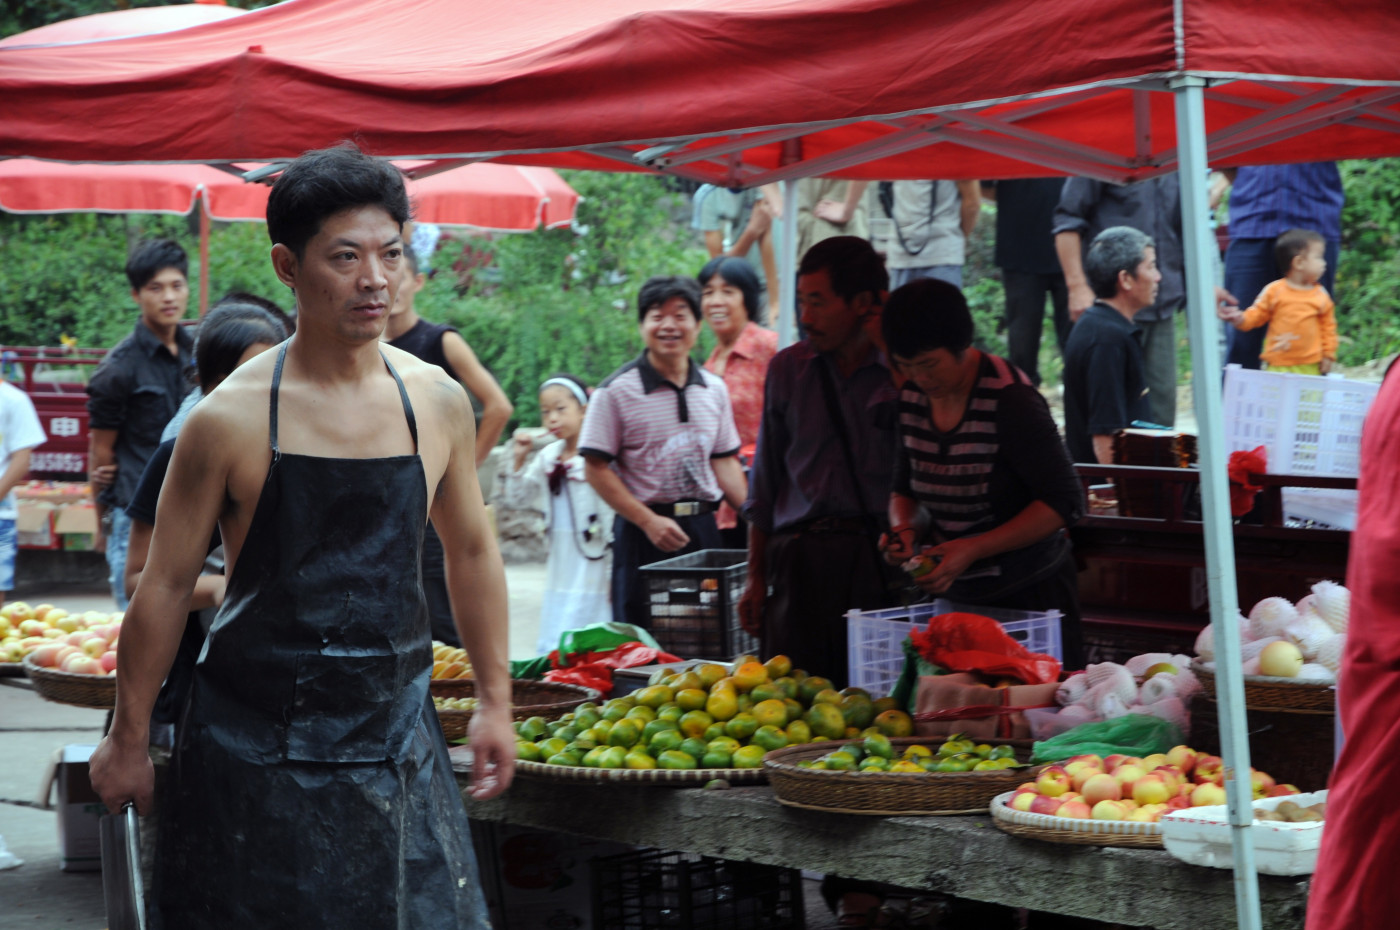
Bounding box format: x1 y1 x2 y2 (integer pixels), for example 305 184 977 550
1092 434 1116 465
711 456 747 512
124 517 225 610
956 180 982 237
440 331 513 467
89 410 230 814
88 427 118 541
0 448 32 502
429 378 514 799
1055 230 1095 322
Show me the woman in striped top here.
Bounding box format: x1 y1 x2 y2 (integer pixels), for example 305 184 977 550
879 278 1085 668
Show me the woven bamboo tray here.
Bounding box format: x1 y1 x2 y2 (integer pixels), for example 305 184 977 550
763 737 1039 816
1191 660 1334 714
990 791 1164 848
514 758 767 786
23 655 115 709
433 678 600 741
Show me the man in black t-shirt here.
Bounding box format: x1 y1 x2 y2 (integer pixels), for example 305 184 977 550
984 179 1070 387
1062 227 1159 464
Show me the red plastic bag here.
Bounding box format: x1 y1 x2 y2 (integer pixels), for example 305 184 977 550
1227 445 1267 516
908 612 1060 685
543 641 682 694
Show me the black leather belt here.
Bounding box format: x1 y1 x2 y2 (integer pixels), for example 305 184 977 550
647 500 719 518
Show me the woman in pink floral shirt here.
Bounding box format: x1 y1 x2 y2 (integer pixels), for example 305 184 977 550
699 256 779 546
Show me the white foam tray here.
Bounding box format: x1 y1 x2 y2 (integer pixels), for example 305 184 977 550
1158 789 1326 875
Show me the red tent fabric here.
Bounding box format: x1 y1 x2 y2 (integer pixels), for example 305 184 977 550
0 0 1397 181
0 159 577 231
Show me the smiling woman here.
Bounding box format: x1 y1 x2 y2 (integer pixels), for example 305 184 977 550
698 256 776 542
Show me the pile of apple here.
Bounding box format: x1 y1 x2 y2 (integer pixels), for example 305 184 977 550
0 602 122 676
1004 745 1299 823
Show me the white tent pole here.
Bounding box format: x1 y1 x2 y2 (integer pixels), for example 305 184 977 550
1171 76 1262 930
777 177 799 348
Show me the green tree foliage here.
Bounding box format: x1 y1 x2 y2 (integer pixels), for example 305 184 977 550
1335 159 1400 365
414 171 709 430
1 0 276 38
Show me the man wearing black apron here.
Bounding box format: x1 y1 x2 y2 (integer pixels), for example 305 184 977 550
89 144 514 928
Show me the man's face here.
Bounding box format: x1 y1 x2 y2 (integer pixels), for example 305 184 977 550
390 264 426 319
640 296 699 363
132 267 188 331
1120 246 1162 313
798 269 868 354
275 205 403 344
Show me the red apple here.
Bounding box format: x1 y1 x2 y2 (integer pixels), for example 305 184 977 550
62 654 102 675
1132 774 1173 806
1070 766 1105 792
1190 782 1228 807
1036 766 1073 798
100 651 118 674
1113 764 1147 787
29 643 65 668
1081 773 1123 805
1267 784 1301 797
1194 756 1224 786
81 636 108 658
1091 800 1129 821
1165 795 1192 811
1103 754 1130 772
18 619 46 637
1029 795 1063 816
1056 800 1092 819
1250 769 1277 799
1142 753 1170 770
1166 745 1199 775
64 631 86 647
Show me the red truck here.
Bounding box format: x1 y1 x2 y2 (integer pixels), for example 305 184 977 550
2 345 108 480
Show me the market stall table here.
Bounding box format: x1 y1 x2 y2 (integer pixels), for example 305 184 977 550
454 756 1310 930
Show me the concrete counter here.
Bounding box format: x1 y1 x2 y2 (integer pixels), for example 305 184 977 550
459 768 1309 930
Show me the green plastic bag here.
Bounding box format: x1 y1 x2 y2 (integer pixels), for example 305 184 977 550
556 622 659 659
889 637 945 710
1030 714 1184 764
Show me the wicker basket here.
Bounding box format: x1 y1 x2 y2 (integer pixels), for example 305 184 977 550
1191 660 1334 714
23 655 115 709
990 791 1164 848
762 737 1039 816
433 678 599 741
515 758 767 786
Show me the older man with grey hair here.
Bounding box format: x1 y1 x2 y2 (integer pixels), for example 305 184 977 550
1061 226 1162 464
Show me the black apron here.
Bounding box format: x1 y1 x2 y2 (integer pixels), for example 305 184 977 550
156 345 488 929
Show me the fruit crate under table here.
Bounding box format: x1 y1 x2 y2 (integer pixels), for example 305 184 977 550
640 549 755 660
592 847 803 930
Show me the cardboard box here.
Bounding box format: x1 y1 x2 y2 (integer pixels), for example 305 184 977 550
61 532 96 551
54 502 98 535
471 821 633 930
50 745 103 872
16 501 57 549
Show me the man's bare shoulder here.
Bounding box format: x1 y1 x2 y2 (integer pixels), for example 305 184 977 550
382 344 472 422
182 349 277 441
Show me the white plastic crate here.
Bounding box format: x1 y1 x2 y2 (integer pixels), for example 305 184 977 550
1222 366 1379 529
845 599 1062 698
1159 789 1327 876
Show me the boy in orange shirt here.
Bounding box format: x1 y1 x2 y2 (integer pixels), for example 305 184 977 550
1218 228 1337 374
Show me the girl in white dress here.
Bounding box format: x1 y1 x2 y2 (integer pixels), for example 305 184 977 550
502 375 614 656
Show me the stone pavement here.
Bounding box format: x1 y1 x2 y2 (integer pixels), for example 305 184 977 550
0 563 547 930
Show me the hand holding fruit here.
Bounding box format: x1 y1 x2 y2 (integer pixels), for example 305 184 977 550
909 538 982 594
879 525 916 566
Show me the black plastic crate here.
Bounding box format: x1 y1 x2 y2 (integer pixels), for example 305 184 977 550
639 549 755 659
592 848 804 930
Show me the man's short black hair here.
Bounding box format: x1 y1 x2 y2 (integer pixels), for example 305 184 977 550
1085 226 1155 299
882 278 974 360
698 256 764 325
125 239 188 291
1275 228 1325 275
266 143 411 259
637 276 702 322
797 235 888 304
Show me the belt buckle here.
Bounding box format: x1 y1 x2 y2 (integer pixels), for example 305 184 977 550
673 501 698 517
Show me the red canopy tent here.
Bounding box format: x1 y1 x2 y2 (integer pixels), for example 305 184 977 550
0 0 1396 185
4 3 1398 925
